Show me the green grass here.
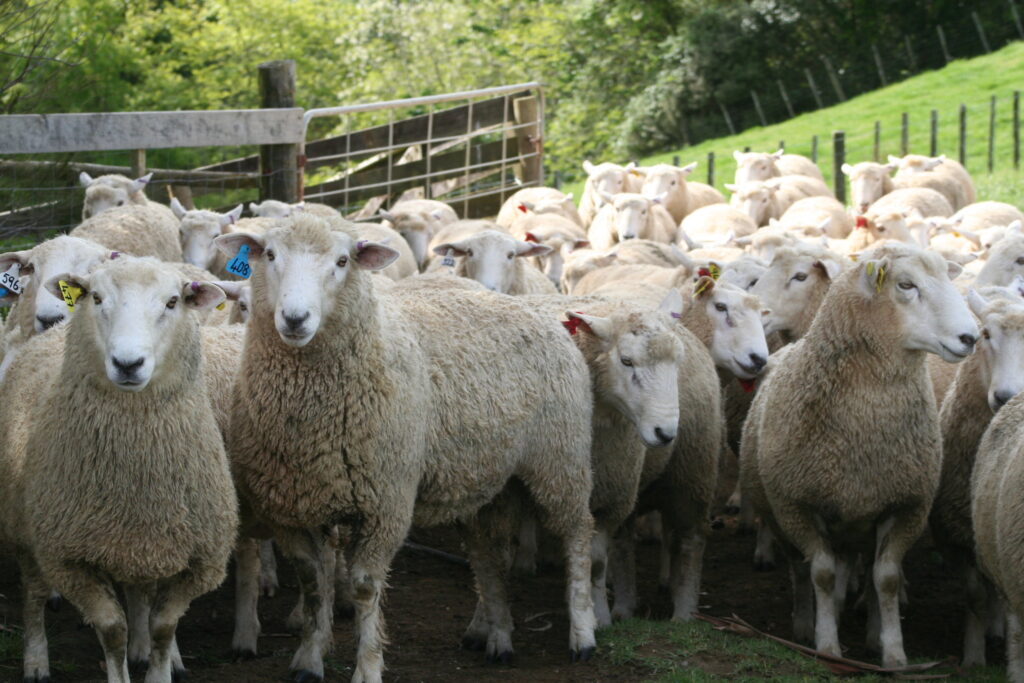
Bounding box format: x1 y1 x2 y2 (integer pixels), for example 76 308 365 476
565 41 1024 209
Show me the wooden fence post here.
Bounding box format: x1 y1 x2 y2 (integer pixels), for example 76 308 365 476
901 113 909 156
805 68 824 109
718 101 737 136
873 121 881 162
821 55 846 102
930 110 939 157
513 96 543 186
777 80 795 118
937 26 952 64
904 36 918 73
553 169 562 190
1012 1 1024 40
989 95 997 173
1014 90 1021 170
811 135 819 163
972 11 992 53
833 131 846 205
707 151 715 186
258 60 299 204
778 140 785 151
751 90 767 127
672 155 680 167
130 149 146 179
872 44 888 87
959 104 967 167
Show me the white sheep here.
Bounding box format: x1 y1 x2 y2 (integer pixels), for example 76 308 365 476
214 215 599 680
71 203 184 262
726 176 832 227
249 199 341 218
588 192 677 250
733 149 825 184
890 154 976 210
778 196 853 239
428 222 556 294
171 199 244 272
578 161 643 226
79 172 153 219
841 161 897 213
679 204 758 247
507 213 589 289
952 201 1024 236
635 163 724 223
496 187 583 227
976 225 1024 286
570 263 690 296
747 242 977 666
351 222 418 281
560 240 691 293
12 258 237 683
378 198 459 270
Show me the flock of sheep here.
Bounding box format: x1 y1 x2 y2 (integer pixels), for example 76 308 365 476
0 146 1023 683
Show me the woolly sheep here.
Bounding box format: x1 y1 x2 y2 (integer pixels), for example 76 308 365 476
214 215 599 679
430 226 556 295
560 239 691 293
931 288 1024 667
496 187 583 227
890 154 976 210
71 203 184 262
733 150 825 184
747 243 977 666
506 213 589 289
578 161 643 226
571 264 691 297
976 226 1024 286
952 201 1024 236
250 200 341 218
751 243 847 343
971 392 1024 681
588 192 677 250
686 182 727 212
679 204 758 246
865 187 954 227
636 162 708 223
727 176 832 227
778 196 853 239
841 161 897 213
13 258 236 683
378 198 459 269
171 199 244 271
79 172 153 219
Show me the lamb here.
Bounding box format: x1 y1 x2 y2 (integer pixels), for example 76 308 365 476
890 154 976 210
679 204 758 245
733 149 825 184
635 163 725 223
841 161 897 213
971 392 1024 681
250 200 341 218
866 187 954 226
578 161 643 226
214 215 599 680
10 258 237 683
79 172 154 219
745 242 977 666
507 213 589 289
588 192 677 250
727 176 832 227
71 203 184 262
931 288 1024 667
379 198 459 269
752 243 847 344
496 187 583 227
778 196 853 239
429 226 557 295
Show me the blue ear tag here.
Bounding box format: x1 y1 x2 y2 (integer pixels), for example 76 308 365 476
0 264 23 297
226 244 252 279
442 249 456 268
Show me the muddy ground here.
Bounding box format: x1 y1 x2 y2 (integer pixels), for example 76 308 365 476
0 462 984 682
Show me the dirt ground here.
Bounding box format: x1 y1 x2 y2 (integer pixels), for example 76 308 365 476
0 462 985 682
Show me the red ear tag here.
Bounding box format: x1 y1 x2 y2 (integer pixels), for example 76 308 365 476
562 311 587 336
855 216 868 228
525 232 540 243
698 267 711 278
739 378 757 393
517 203 528 213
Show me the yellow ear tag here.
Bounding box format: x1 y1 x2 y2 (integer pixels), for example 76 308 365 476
875 265 886 293
952 231 962 238
694 279 710 296
58 280 83 312
708 263 721 280
865 262 875 276
216 302 226 310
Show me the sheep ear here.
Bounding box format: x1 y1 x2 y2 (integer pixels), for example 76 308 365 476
658 287 684 319
1010 275 1024 298
563 193 574 202
724 183 738 193
572 239 590 250
772 149 784 160
924 157 944 171
564 311 613 340
813 258 841 281
184 281 226 311
45 273 89 301
582 160 595 174
430 209 447 221
79 171 94 187
130 173 152 195
887 155 902 166
947 260 964 281
292 201 306 212
515 240 552 258
679 162 697 176
209 280 245 301
170 197 188 219
1008 220 1023 235
817 217 832 234
214 232 265 258
967 289 988 317
624 161 637 171
840 163 854 176
220 204 243 229
732 150 743 162
0 249 31 273
599 190 616 205
353 240 399 271
378 209 396 223
432 241 468 257
859 258 888 296
248 202 261 215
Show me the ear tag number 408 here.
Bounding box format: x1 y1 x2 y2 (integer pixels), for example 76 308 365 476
0 264 23 297
227 244 252 279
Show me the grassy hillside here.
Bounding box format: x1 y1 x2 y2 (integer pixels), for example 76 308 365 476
565 41 1024 209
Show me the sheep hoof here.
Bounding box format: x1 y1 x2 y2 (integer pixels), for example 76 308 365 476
486 650 514 665
172 667 188 683
570 646 596 663
45 595 62 612
460 635 487 652
231 648 257 662
292 670 323 683
753 559 776 572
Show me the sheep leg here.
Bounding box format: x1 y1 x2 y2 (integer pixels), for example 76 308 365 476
874 514 916 669
961 562 989 667
276 528 335 682
609 517 638 621
753 522 777 571
59 569 131 683
590 526 613 628
658 528 673 589
232 537 262 660
144 577 201 683
1008 610 1024 683
17 552 51 683
833 555 852 615
725 480 742 515
737 495 757 534
124 584 152 668
668 529 706 622
809 548 841 657
461 515 515 663
512 514 539 576
259 539 279 598
789 558 815 644
461 598 491 651
990 596 1007 639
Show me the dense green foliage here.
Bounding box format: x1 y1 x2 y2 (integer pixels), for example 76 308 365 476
1 0 1019 176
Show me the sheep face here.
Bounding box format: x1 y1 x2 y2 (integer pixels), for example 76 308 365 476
733 150 782 185
692 280 770 379
381 212 438 269
968 291 1024 412
641 164 695 200
729 182 776 227
521 196 578 222
215 220 399 348
209 280 252 324
249 200 295 218
858 246 977 362
522 231 588 291
0 236 112 333
45 259 224 391
603 194 654 242
841 162 895 212
568 293 684 447
864 211 914 244
174 204 242 271
432 230 550 294
79 172 151 219
584 161 632 210
718 256 767 292
977 233 1024 287
752 247 842 338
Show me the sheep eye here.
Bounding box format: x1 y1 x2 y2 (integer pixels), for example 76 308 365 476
793 272 808 282
982 328 991 340
898 281 915 290
621 357 634 367
749 278 759 288
714 302 728 312
92 293 102 305
1016 256 1024 266
116 200 124 207
239 302 248 312
337 256 348 267
671 181 677 186
166 296 178 309
467 249 474 257
507 252 514 260
878 227 886 232
266 249 276 262
20 262 34 275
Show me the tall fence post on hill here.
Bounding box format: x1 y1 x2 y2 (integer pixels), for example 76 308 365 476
778 140 785 151
989 96 997 173
707 151 715 186
901 113 909 156
1014 90 1021 170
904 36 918 73
718 101 737 136
513 95 543 187
821 55 846 103
258 59 299 204
873 121 881 162
811 135 819 163
832 131 846 205
972 12 992 53
751 90 767 127
959 104 968 166
805 69 824 109
871 44 888 87
777 80 795 118
937 26 952 64
1012 1 1024 40
930 110 939 156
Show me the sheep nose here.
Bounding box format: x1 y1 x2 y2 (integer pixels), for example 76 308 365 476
111 356 144 375
36 314 65 330
748 353 767 372
654 427 676 446
283 311 310 331
994 390 1015 409
959 333 978 348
